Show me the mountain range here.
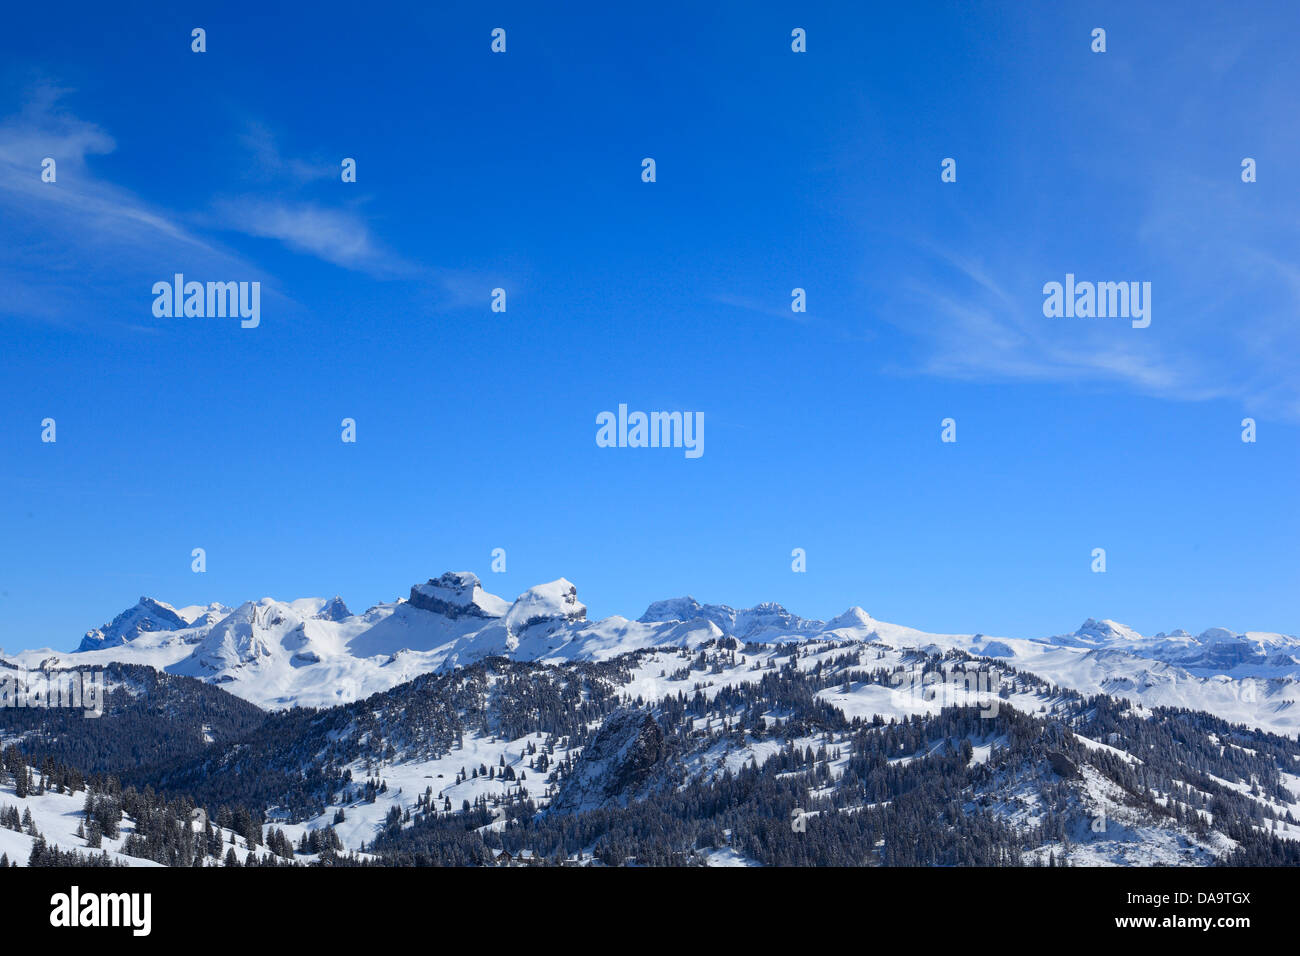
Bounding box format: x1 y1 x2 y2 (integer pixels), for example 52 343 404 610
4 570 1300 867
4 570 1299 736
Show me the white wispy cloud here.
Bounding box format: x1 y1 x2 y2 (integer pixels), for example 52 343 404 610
212 120 416 276
236 121 335 184
216 198 409 275
0 84 219 255
0 84 259 327
878 213 1299 419
0 85 430 325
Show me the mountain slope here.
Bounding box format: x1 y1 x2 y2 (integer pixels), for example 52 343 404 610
5 635 1300 867
8 571 1300 737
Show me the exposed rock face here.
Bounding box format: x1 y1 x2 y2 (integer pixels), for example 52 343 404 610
184 600 286 672
314 596 352 622
638 596 822 640
78 597 189 652
505 579 586 634
408 572 508 619
1047 750 1081 780
550 709 665 813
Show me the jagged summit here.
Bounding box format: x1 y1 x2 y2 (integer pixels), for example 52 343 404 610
26 572 1297 733
314 596 352 622
176 602 232 627
77 596 189 652
505 578 586 633
409 572 509 619
638 596 821 639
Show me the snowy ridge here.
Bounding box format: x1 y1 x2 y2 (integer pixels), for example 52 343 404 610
0 768 289 867
223 641 1300 866
6 637 1300 867
6 572 1300 736
409 572 509 619
77 597 188 652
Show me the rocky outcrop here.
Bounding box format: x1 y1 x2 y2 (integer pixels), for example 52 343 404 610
504 579 586 634
409 572 508 619
78 597 189 652
1047 750 1081 780
550 709 665 813
314 596 352 622
639 596 822 640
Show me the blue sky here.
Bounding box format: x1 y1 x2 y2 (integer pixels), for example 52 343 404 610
2 1 1297 651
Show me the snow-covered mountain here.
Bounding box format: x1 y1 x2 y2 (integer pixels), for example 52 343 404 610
639 596 823 640
77 597 187 652
114 644 1300 867
75 597 236 653
7 572 1300 736
7 608 1300 868
1044 618 1300 675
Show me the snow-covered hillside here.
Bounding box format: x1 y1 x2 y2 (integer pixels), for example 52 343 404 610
0 777 153 867
7 572 1300 737
207 640 1300 867
7 634 1300 868
0 769 282 867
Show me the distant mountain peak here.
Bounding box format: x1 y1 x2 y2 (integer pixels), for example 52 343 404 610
506 578 586 634
827 606 873 629
638 596 706 622
176 602 232 627
314 596 352 622
40 572 1300 736
409 572 509 619
77 596 189 652
1075 618 1142 643
639 596 821 639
